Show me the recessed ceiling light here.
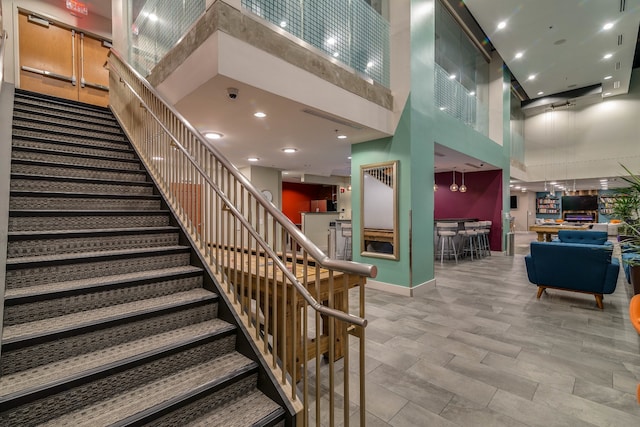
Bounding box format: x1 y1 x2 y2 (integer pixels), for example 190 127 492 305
603 53 613 59
282 148 297 153
509 184 514 187
537 91 544 95
515 52 523 59
604 75 612 80
497 21 506 30
603 22 614 30
283 172 289 175
600 179 608 182
514 186 521 189
528 74 536 80
254 112 267 118
337 135 347 139
280 21 287 28
604 92 612 96
348 156 352 160
248 157 259 162
204 132 223 140
549 181 557 185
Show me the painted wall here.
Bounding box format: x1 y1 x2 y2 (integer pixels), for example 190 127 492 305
509 190 535 231
282 182 335 225
524 71 640 183
435 170 503 249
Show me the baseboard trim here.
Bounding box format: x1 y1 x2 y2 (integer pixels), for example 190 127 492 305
365 278 436 297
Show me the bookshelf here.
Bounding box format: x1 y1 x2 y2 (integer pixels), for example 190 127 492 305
536 196 560 214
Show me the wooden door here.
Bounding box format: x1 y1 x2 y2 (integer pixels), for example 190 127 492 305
18 11 110 107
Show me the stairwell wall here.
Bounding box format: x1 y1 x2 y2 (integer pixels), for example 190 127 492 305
0 82 15 360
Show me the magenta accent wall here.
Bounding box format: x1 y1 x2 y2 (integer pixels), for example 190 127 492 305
434 170 503 250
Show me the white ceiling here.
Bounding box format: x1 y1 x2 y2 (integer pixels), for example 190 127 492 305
464 0 640 99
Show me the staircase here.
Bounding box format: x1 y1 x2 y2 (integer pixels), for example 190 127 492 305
1 89 288 426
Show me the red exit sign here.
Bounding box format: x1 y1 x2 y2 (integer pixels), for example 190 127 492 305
66 0 88 16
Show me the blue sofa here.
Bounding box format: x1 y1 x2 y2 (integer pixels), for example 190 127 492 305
525 241 619 309
552 229 611 246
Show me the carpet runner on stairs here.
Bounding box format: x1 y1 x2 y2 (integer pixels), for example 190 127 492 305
1 89 287 426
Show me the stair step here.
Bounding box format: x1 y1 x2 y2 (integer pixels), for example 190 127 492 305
11 146 142 170
57 356 257 427
10 158 148 181
10 174 155 195
8 210 171 232
9 192 162 211
5 265 202 299
4 268 203 326
13 104 120 128
12 137 136 160
13 130 132 152
5 245 192 289
13 110 124 135
1 297 218 375
7 226 180 258
0 320 235 399
157 389 286 427
13 120 128 143
14 89 114 119
1 333 244 426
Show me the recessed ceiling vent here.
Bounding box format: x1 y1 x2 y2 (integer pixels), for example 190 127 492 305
620 0 626 12
615 61 621 70
614 80 621 89
435 151 445 157
301 109 363 130
465 162 481 169
618 34 623 45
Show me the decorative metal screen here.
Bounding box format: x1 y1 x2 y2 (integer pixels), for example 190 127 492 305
128 0 205 76
241 0 390 87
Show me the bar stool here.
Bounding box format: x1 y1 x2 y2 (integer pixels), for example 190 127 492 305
341 223 352 261
435 222 458 264
458 221 480 260
478 220 492 257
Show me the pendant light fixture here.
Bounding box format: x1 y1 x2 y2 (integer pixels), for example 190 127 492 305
449 169 459 192
433 183 438 191
459 170 467 193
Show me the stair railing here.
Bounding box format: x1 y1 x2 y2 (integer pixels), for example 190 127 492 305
108 49 375 426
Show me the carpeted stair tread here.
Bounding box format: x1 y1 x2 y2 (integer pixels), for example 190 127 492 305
15 89 113 112
12 107 121 129
5 265 202 299
12 137 137 160
6 245 189 266
13 121 128 144
2 288 216 342
10 172 154 189
182 390 285 427
9 194 162 211
10 158 148 181
12 111 124 135
8 211 171 232
11 146 142 170
8 225 180 238
7 227 180 258
38 352 256 427
11 98 115 121
0 319 234 398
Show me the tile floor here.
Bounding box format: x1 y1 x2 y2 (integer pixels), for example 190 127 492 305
328 232 640 426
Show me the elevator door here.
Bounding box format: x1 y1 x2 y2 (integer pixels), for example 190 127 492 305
18 11 110 107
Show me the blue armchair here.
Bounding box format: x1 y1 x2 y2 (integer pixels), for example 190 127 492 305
553 230 611 246
525 241 619 309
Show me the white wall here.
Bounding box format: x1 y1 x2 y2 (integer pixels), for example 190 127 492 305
488 51 505 146
524 71 640 182
509 190 535 231
2 0 112 85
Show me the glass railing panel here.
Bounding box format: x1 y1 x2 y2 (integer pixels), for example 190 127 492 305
241 0 390 87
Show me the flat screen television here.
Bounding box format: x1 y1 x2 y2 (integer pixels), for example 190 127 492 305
561 195 598 211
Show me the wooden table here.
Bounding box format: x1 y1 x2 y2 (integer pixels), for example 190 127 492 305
529 224 590 241
219 248 362 379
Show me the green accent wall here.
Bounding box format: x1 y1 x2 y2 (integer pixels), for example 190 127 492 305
352 0 511 289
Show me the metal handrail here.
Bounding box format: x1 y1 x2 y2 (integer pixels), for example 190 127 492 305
109 48 376 279
108 47 371 425
109 60 367 328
